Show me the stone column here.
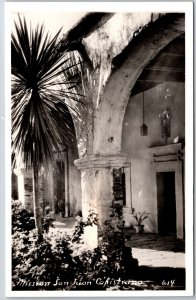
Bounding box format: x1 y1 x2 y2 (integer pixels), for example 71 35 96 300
75 154 130 249
14 168 34 213
123 166 133 228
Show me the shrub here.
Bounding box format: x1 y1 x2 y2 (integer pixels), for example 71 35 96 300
12 200 35 233
12 204 134 291
12 202 87 290
42 212 55 233
12 230 78 290
12 200 55 234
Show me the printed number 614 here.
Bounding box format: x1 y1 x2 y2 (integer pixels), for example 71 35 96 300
162 280 175 287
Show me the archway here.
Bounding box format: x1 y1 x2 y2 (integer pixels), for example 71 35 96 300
93 14 185 155
74 13 185 247
121 34 185 238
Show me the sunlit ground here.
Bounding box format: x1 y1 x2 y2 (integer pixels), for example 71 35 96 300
132 247 184 268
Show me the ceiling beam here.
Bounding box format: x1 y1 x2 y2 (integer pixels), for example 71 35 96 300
160 52 184 57
144 66 184 73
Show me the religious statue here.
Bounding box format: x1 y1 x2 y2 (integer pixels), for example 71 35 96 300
159 109 171 142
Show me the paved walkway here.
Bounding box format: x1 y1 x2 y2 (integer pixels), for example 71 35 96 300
125 233 185 268
53 218 185 269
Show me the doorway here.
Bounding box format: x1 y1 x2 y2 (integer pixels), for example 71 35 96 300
156 172 176 235
54 160 65 214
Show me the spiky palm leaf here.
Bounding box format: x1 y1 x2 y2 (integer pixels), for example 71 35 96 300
11 15 80 169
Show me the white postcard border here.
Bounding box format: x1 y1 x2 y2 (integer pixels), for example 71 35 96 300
5 2 194 297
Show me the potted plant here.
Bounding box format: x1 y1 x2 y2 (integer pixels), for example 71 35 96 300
131 209 149 233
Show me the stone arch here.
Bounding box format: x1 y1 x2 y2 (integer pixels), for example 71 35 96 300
64 102 80 158
60 104 82 216
93 13 185 155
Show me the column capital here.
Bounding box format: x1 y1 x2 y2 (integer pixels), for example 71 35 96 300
14 167 33 176
74 154 130 170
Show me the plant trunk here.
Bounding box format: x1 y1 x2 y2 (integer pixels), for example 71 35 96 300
33 165 43 242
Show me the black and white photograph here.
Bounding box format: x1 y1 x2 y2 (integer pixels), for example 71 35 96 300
5 2 193 297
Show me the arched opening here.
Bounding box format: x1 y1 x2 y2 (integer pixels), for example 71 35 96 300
93 14 185 157
13 103 82 220
122 34 185 238
50 106 82 220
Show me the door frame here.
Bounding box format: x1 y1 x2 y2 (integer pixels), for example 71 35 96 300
154 161 184 239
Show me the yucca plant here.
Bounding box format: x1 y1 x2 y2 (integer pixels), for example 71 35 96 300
11 15 81 241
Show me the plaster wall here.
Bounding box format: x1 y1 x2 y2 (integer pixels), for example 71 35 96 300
122 81 185 232
83 13 163 91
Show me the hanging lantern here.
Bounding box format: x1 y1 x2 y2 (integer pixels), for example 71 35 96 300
140 88 148 136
